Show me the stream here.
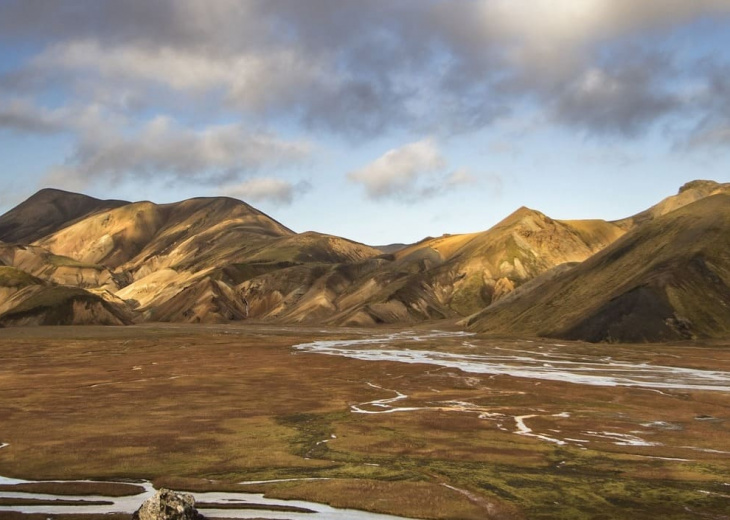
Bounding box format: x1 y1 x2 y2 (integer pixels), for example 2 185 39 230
0 475 410 519
294 331 730 392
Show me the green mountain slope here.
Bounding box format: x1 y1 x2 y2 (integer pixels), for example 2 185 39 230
465 194 730 342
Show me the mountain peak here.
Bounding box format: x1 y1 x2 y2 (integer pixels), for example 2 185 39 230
678 179 721 194
497 205 547 226
0 189 130 244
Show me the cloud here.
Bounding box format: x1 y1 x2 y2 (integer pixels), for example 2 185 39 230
348 139 486 202
1 1 730 141
0 98 70 134
44 116 311 188
221 178 312 205
348 139 446 200
680 63 730 150
445 168 478 187
551 55 681 136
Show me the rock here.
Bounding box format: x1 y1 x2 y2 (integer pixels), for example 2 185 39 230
133 489 205 520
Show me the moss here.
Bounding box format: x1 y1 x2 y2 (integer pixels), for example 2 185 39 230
449 272 489 315
227 261 300 284
0 266 43 288
47 254 105 271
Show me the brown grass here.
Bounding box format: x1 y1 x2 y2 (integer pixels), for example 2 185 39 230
0 324 729 519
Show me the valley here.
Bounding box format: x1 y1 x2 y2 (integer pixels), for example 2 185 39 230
1 325 729 519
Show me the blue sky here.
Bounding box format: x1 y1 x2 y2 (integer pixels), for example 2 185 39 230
1 1 729 245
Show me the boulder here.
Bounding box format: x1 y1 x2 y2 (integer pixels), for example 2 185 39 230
133 488 204 520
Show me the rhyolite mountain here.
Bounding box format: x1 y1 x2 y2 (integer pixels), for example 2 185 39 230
463 191 730 342
1 181 729 342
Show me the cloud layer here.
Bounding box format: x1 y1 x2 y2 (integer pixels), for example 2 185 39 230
1 0 729 202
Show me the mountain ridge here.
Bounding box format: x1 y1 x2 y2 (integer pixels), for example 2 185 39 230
0 180 728 341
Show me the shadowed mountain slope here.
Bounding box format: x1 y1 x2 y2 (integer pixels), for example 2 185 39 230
614 179 730 230
0 266 133 327
0 188 129 244
465 194 730 342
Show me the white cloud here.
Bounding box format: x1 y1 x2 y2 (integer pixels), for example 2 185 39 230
445 168 478 187
347 139 487 202
0 98 67 134
221 178 311 205
348 139 446 200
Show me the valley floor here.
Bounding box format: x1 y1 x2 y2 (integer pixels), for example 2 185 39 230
0 324 729 519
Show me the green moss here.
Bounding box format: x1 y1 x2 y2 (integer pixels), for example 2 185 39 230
2 286 95 319
227 261 299 284
449 273 489 315
47 254 105 271
0 266 43 288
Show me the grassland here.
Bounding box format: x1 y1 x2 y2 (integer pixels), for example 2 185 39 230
0 325 729 519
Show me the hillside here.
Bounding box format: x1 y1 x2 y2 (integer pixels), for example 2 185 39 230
465 193 730 342
326 207 626 324
0 188 128 244
0 180 728 339
0 266 133 326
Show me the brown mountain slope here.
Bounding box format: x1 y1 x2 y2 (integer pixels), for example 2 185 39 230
0 266 133 327
464 193 730 342
0 188 128 243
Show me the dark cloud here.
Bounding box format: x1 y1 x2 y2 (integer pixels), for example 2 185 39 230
681 62 730 149
0 98 67 134
44 117 311 189
551 52 682 136
1 0 730 153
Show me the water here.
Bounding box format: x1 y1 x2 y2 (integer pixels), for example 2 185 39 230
0 475 410 519
294 331 730 392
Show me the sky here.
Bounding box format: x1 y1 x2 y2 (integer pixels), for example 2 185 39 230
1 1 730 245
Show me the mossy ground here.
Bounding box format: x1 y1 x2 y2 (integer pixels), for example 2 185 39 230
0 266 43 288
0 325 729 519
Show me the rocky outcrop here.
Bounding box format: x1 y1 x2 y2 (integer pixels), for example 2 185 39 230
133 489 204 520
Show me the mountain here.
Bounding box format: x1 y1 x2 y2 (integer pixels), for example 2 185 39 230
0 188 128 244
340 207 625 320
0 265 133 327
613 179 730 230
1 180 728 340
464 193 730 342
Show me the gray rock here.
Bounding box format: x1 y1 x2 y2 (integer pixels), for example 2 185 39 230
133 488 205 520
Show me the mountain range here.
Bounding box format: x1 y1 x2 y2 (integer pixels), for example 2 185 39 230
1 179 728 343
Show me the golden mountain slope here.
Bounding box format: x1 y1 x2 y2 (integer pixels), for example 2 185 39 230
0 188 128 243
0 242 119 291
465 194 730 342
326 207 625 322
34 196 294 271
2 181 729 338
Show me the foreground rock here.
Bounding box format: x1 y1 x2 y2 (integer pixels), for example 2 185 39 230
133 489 205 520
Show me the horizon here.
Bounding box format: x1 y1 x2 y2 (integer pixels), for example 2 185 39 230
3 178 723 247
1 2 730 244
